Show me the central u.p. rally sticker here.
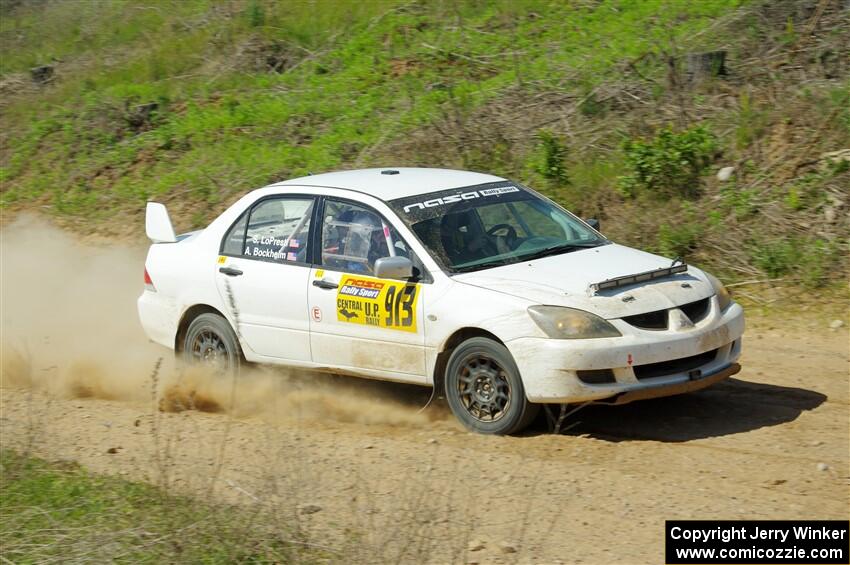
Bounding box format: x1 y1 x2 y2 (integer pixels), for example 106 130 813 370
336 275 419 332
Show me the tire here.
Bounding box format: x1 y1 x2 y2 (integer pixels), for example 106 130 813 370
182 313 242 375
444 337 539 435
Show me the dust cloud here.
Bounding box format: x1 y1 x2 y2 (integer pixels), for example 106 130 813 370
0 215 428 427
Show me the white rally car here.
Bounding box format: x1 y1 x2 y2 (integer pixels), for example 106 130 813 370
139 168 744 434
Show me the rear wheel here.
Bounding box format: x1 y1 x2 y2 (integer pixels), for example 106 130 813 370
444 337 538 435
182 313 241 375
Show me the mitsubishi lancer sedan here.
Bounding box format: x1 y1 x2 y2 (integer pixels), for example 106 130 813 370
139 167 744 434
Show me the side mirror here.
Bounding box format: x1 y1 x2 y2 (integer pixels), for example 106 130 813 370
585 218 600 231
374 256 414 280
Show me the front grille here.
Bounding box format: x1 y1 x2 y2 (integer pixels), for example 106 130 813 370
680 297 710 323
623 309 667 330
577 369 616 384
634 349 718 380
621 297 711 330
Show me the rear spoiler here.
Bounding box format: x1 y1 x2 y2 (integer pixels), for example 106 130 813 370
589 263 688 295
145 202 177 243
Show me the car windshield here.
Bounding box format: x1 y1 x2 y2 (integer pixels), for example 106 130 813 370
389 182 608 273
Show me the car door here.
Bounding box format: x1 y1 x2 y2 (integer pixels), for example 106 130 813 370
215 195 316 361
307 197 427 382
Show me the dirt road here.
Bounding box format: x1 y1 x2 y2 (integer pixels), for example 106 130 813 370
1 218 848 563
2 319 848 564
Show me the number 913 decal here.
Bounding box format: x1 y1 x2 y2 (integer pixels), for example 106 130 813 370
336 275 419 332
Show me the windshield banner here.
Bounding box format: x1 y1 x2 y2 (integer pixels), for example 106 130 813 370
389 181 527 223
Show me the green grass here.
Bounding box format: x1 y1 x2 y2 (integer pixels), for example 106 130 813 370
0 450 314 563
1 0 847 286
1 0 743 221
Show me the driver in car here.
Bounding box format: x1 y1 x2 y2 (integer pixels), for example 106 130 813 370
440 210 501 266
327 210 391 274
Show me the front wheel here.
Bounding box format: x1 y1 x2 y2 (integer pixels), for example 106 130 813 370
444 337 538 435
182 313 242 375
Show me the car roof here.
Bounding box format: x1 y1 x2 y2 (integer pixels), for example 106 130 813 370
266 167 507 202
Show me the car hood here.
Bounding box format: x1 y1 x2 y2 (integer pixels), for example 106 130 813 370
452 243 714 319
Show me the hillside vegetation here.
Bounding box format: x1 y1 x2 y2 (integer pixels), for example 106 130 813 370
1 0 848 288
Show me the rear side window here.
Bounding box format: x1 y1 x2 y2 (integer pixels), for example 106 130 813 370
222 197 314 264
222 214 247 255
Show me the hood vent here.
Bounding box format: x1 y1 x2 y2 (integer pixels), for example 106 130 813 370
588 263 688 294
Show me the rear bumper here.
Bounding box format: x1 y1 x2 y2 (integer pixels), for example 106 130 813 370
137 291 178 349
509 299 744 403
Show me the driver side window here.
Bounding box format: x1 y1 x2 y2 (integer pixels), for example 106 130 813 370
320 199 423 276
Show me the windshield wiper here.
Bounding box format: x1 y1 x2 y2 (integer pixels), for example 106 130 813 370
452 242 606 273
519 241 604 262
452 257 515 273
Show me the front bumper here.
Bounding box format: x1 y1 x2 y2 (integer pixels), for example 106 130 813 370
508 298 744 403
600 362 740 405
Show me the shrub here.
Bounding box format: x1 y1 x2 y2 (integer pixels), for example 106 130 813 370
750 238 800 278
619 125 718 199
247 0 265 28
749 236 846 287
720 182 759 218
578 91 606 118
656 220 704 259
534 130 570 186
784 186 803 211
734 90 767 150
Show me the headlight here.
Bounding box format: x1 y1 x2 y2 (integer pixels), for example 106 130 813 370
527 306 622 339
705 272 732 310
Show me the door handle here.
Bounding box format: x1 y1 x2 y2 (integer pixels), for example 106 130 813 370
312 279 338 290
219 267 244 277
